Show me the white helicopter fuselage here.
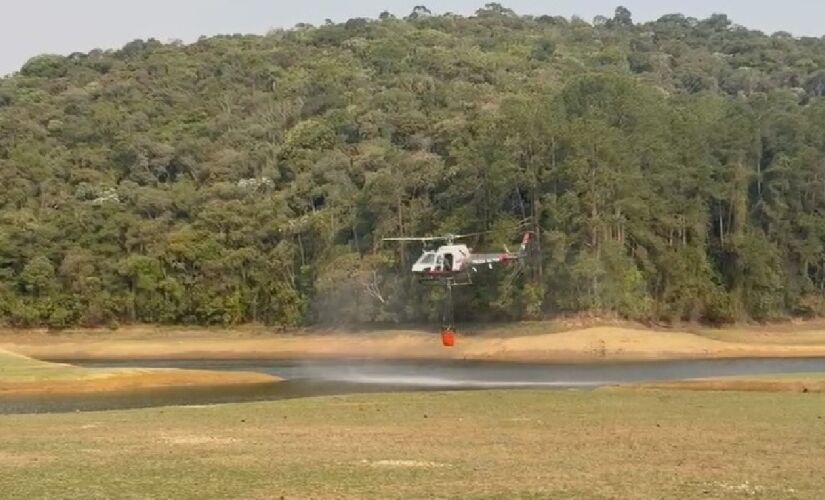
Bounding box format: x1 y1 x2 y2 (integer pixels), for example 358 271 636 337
411 244 471 274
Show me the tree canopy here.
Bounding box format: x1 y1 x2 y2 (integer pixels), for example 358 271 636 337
2 6 825 328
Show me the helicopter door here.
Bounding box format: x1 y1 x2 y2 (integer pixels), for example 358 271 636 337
444 253 453 271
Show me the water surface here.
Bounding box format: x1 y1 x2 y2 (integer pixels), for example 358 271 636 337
2 357 825 414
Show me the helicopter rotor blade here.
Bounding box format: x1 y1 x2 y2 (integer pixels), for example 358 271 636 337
383 237 443 242
384 230 492 243
452 231 490 240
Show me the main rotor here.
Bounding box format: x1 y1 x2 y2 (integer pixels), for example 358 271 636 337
383 232 486 246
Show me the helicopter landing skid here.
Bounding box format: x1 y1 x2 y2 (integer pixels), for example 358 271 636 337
417 273 473 286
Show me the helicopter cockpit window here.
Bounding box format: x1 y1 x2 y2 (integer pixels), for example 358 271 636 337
417 253 436 265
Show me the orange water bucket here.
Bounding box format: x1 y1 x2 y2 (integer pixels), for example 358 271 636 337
441 329 456 347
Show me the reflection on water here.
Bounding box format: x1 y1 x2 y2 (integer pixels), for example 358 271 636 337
0 379 434 415
2 357 825 415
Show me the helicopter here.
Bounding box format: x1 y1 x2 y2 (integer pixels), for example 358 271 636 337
383 230 536 347
384 231 536 284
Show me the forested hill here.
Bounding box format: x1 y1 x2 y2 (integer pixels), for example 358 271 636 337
3 5 825 328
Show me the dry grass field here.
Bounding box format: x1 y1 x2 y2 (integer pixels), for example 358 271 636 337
1 389 823 499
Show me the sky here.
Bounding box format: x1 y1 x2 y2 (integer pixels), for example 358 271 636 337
3 1 825 76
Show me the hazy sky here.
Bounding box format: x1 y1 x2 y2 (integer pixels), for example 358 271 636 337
3 1 825 76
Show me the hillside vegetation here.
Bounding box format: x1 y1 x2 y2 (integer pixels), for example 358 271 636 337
3 4 825 327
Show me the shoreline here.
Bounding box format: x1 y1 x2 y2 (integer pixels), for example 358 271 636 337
624 373 825 394
0 369 280 397
0 347 281 398
4 324 825 363
24 347 825 364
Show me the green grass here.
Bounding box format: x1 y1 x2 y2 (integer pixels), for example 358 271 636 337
1 389 824 499
0 349 99 382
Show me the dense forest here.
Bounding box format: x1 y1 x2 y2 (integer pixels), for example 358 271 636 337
3 4 825 328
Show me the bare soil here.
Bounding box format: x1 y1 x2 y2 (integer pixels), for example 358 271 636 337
3 322 825 362
628 373 825 394
0 347 279 397
0 369 278 396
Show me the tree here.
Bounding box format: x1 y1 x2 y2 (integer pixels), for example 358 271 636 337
476 3 517 18
20 256 56 297
407 6 432 20
613 6 633 27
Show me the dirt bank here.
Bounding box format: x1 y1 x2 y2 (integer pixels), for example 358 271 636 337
0 348 279 397
626 374 825 394
0 370 279 397
3 324 825 362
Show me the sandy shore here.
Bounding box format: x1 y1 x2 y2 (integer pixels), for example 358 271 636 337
0 347 280 397
626 374 825 394
3 324 825 363
0 369 279 397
